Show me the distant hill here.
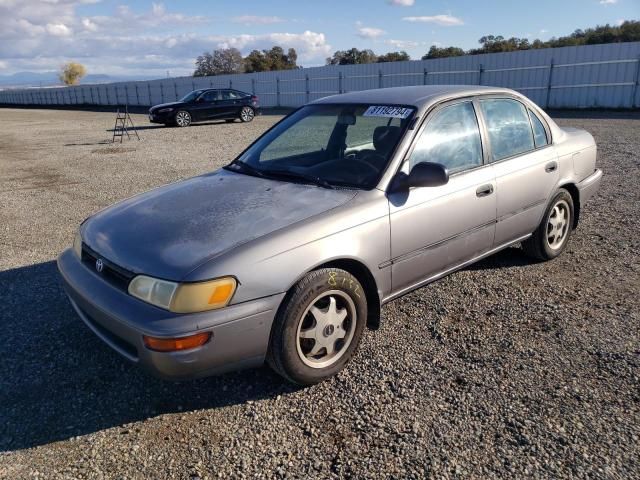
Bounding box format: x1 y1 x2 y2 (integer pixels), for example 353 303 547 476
0 71 159 88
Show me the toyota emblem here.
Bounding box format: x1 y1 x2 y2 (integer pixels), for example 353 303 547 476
95 258 104 273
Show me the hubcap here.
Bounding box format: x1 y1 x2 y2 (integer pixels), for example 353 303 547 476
176 111 190 127
296 290 357 369
241 107 254 122
546 199 570 250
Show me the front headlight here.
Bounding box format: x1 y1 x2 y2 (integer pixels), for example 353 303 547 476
128 275 237 313
73 230 83 258
157 107 174 113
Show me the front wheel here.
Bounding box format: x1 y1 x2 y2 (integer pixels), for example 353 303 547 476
174 110 191 127
522 189 574 261
239 106 255 123
267 268 367 385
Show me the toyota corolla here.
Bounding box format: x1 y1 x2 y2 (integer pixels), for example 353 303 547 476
58 85 602 385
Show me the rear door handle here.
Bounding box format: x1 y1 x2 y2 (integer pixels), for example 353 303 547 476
545 161 558 173
476 184 494 197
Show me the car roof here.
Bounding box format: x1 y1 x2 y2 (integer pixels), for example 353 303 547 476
311 85 515 109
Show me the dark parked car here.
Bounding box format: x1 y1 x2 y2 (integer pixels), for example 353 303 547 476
149 88 259 127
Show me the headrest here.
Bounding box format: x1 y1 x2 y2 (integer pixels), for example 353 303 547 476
373 126 401 154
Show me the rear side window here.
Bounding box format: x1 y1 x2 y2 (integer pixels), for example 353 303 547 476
529 109 549 148
409 101 483 174
479 99 535 162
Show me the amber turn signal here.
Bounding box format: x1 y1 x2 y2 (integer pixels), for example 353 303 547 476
143 332 211 352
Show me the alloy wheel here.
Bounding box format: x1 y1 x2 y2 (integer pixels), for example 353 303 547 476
175 111 191 127
240 107 254 122
546 199 570 250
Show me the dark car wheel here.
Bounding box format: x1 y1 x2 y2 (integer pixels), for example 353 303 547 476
239 106 255 123
267 268 367 385
175 110 191 127
522 189 574 261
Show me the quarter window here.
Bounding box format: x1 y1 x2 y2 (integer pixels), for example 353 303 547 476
529 109 549 148
408 101 483 174
479 99 535 162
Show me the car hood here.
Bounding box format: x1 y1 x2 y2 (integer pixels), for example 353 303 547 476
150 101 186 112
82 169 357 280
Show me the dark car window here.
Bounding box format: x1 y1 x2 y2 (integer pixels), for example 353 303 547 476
479 99 535 162
221 90 242 100
232 104 415 189
529 109 549 148
201 90 219 102
179 90 206 103
409 101 483 174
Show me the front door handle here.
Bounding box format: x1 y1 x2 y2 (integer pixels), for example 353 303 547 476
476 184 494 197
545 161 558 173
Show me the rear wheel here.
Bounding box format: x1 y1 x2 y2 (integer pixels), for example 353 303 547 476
522 189 574 261
239 106 255 123
267 268 367 385
175 110 191 127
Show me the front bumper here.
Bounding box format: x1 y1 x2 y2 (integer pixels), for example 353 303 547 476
577 168 603 206
57 248 284 380
148 110 174 124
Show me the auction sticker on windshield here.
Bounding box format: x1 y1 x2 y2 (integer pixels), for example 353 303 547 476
363 106 413 119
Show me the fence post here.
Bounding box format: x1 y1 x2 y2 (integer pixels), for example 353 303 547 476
160 83 165 102
276 77 281 107
229 79 233 89
378 69 383 88
545 58 554 109
148 83 152 105
338 71 343 94
134 84 139 105
251 77 256 95
174 81 178 101
305 74 309 103
423 68 428 85
478 64 484 85
631 55 640 108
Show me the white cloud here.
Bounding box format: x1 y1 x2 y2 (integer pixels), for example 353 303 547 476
388 0 415 6
402 15 464 26
232 15 286 25
385 39 420 49
357 26 386 39
45 22 72 36
599 0 618 4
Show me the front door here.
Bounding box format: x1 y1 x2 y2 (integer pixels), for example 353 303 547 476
388 100 497 295
476 98 559 246
191 90 220 121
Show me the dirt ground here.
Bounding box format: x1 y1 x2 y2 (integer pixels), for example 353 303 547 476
0 108 638 479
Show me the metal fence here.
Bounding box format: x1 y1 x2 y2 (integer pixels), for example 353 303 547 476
2 42 639 109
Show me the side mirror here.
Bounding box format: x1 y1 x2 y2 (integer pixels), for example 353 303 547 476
390 162 449 192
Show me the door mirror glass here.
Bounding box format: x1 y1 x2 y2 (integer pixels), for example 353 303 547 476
391 162 449 191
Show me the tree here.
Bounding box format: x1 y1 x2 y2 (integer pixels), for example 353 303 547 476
377 51 410 63
59 62 86 85
422 46 465 60
326 48 377 65
243 46 298 73
194 48 244 76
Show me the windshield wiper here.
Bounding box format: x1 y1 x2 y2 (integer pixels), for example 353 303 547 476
225 161 268 178
261 169 335 189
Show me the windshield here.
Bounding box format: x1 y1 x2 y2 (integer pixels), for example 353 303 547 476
229 104 415 189
180 89 206 103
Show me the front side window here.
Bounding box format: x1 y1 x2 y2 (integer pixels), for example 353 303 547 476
180 90 206 103
201 90 219 102
408 101 483 174
529 109 549 148
230 104 415 189
479 99 535 162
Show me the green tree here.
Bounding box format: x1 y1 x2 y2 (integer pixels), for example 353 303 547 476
422 46 465 59
243 46 299 73
377 51 411 63
326 48 378 65
194 48 244 76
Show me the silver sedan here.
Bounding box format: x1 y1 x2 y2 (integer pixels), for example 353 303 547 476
57 85 603 385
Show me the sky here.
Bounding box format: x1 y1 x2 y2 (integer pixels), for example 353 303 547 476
0 0 638 78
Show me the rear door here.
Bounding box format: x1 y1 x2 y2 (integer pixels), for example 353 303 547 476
476 98 558 246
217 90 242 118
388 99 497 295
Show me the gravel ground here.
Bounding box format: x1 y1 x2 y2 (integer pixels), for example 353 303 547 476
0 108 638 479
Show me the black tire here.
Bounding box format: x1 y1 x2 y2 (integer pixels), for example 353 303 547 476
239 106 255 123
174 110 191 127
522 189 574 261
267 268 367 385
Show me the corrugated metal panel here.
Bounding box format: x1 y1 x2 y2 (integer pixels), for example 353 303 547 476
1 42 639 108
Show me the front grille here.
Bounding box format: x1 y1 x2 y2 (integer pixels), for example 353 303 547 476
81 243 135 292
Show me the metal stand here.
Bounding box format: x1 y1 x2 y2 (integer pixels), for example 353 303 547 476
112 105 140 143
